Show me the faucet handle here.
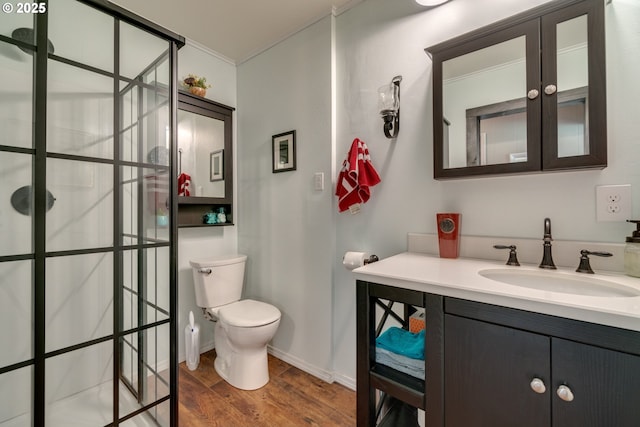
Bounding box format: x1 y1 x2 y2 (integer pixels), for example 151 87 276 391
494 245 520 266
576 249 613 274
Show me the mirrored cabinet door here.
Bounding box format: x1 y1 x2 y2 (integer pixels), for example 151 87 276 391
428 0 606 179
541 0 606 170
434 20 541 178
178 109 226 198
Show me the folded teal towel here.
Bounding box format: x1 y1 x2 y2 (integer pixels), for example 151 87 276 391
375 326 425 360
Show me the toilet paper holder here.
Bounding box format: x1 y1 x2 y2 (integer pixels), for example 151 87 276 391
343 251 379 270
364 254 379 264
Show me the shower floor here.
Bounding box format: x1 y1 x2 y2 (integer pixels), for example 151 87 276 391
0 380 163 427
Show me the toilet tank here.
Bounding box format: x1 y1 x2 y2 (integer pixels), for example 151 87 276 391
190 254 247 308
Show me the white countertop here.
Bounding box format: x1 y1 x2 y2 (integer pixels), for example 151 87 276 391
353 252 640 332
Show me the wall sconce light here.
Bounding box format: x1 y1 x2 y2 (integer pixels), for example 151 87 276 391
378 75 402 139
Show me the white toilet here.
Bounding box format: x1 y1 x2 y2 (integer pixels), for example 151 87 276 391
189 254 281 390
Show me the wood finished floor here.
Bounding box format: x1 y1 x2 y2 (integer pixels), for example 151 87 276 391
179 350 356 426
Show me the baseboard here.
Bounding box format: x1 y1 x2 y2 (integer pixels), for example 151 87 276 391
200 342 215 354
178 341 215 364
331 371 356 391
180 343 357 391
267 346 335 385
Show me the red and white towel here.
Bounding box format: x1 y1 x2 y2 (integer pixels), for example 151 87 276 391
178 172 191 197
335 138 381 213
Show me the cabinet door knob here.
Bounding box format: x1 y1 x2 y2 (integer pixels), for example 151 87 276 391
530 378 546 394
557 385 574 402
544 84 557 95
527 89 539 100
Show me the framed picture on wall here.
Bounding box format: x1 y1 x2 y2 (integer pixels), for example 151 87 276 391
272 130 296 173
210 149 224 181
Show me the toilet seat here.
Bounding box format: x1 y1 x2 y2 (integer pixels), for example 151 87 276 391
218 299 281 328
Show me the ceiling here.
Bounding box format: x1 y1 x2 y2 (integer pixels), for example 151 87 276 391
109 0 364 64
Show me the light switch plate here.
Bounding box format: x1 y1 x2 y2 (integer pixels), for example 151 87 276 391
596 184 632 222
314 172 324 191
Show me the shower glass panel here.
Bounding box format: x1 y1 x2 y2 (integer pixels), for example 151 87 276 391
120 82 140 164
0 367 32 426
154 57 171 88
0 6 32 32
141 167 170 240
121 165 171 244
120 330 138 396
118 15 173 424
121 401 170 427
48 0 114 72
142 99 170 167
0 38 32 149
45 341 113 426
0 1 181 425
140 323 170 406
0 152 32 256
121 166 140 244
121 249 139 329
45 158 114 252
45 253 114 352
145 247 171 324
121 248 169 331
0 261 32 367
119 324 170 419
119 22 169 81
47 60 114 159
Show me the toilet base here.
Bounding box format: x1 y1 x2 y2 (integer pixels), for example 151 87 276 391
214 346 270 390
209 306 280 391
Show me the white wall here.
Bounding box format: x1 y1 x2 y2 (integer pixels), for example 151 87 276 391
330 0 640 385
109 0 640 390
176 41 238 361
237 16 335 379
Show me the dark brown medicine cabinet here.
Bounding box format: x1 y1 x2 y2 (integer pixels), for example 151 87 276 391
427 0 606 179
177 91 234 227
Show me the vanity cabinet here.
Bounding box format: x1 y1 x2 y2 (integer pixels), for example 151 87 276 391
356 281 640 427
427 0 606 179
445 298 640 427
356 281 444 427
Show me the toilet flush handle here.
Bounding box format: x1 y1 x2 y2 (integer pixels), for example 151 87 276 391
198 268 212 275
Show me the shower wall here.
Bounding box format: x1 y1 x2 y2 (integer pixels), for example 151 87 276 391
0 0 181 425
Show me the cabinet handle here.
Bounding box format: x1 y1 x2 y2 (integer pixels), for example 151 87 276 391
544 84 557 95
557 385 574 402
527 89 539 100
530 378 546 394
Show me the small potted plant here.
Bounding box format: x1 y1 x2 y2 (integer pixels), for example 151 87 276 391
182 74 211 97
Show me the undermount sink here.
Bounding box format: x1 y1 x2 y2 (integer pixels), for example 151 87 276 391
479 268 640 298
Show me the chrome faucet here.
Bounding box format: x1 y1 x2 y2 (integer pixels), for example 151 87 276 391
539 218 556 269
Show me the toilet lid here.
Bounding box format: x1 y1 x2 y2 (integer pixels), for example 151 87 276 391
218 299 281 327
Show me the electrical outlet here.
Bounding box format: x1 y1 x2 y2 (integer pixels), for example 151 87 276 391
596 184 632 222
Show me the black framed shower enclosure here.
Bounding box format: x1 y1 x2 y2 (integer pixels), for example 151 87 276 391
0 1 184 425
